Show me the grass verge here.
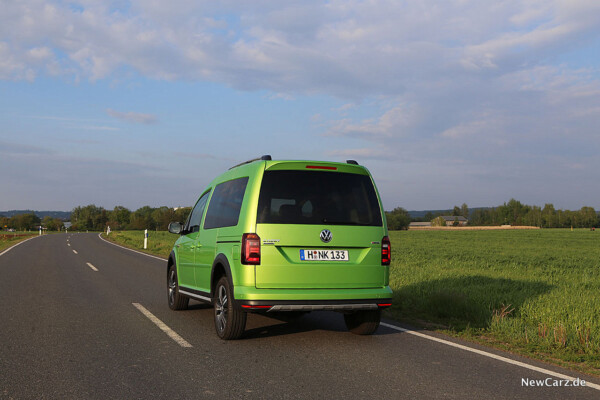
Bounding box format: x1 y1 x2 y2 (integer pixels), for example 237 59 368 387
102 230 175 259
0 232 39 253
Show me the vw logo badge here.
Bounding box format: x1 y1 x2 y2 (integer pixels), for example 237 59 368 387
320 229 332 243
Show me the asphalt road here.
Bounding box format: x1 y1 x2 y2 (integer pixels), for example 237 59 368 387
1 233 598 399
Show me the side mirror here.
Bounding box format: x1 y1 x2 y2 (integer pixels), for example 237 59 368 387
168 221 184 235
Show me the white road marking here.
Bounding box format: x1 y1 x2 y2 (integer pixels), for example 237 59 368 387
132 303 192 348
72 250 78 254
0 236 39 257
98 233 167 261
86 262 98 272
68 243 71 247
380 322 600 391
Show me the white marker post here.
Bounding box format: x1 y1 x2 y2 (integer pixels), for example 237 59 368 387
144 229 148 249
107 226 111 235
39 226 42 236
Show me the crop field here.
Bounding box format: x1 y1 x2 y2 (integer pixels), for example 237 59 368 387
105 229 600 374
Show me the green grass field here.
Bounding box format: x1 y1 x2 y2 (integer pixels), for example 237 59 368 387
105 229 600 375
388 229 599 375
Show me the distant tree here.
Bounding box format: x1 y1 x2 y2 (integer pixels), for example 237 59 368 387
579 207 597 228
173 207 192 224
423 212 434 222
152 206 175 230
70 204 107 231
129 206 156 230
460 203 469 219
542 203 556 228
452 206 461 216
10 212 40 231
42 216 64 231
107 206 131 230
385 207 411 230
431 216 446 227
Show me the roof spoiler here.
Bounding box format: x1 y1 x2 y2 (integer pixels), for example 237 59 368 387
229 155 272 170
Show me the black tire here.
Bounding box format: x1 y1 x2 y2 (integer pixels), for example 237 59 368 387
344 309 381 335
167 263 189 311
214 276 247 340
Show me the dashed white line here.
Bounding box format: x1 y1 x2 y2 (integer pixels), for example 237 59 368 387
86 262 98 272
380 322 600 391
132 303 192 348
72 250 78 254
68 243 71 247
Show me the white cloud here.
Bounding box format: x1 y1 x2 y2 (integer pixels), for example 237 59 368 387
326 105 421 138
106 109 157 124
326 147 392 161
0 0 596 97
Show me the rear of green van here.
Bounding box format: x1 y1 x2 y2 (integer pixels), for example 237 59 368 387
236 160 393 312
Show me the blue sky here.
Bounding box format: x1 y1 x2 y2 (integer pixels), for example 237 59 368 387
1 0 600 212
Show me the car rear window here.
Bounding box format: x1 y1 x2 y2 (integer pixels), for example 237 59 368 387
257 170 382 226
204 177 249 229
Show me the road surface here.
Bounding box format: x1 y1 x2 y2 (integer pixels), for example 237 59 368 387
1 233 598 399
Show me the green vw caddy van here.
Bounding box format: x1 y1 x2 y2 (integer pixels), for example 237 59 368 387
167 156 392 339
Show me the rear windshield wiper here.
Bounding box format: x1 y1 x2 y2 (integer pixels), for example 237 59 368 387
322 219 371 226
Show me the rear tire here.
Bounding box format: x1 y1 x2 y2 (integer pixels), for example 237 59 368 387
214 276 247 340
167 263 189 311
344 309 381 335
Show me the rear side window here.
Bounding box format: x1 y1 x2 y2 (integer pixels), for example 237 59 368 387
186 190 211 233
204 177 249 229
257 170 382 226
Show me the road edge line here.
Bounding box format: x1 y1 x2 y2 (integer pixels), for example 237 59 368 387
0 235 40 257
97 233 167 262
380 322 599 391
132 303 192 348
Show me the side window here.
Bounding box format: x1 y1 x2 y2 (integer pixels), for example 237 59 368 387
203 177 249 229
186 190 211 233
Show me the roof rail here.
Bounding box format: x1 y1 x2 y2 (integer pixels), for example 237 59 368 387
229 155 272 170
346 160 359 165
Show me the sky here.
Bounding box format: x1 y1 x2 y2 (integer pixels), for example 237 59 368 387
1 0 600 212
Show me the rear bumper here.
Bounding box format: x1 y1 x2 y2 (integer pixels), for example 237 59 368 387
239 298 392 312
234 285 393 301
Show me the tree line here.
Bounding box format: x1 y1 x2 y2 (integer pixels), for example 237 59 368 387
467 199 597 228
1 205 193 232
385 199 598 230
3 199 597 232
69 205 192 231
1 213 64 231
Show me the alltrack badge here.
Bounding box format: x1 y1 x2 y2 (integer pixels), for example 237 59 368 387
320 229 332 243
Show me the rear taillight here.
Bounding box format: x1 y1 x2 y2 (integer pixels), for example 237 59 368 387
381 236 391 265
242 233 261 265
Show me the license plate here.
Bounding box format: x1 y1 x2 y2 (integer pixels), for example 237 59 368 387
300 249 349 261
